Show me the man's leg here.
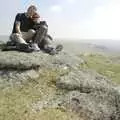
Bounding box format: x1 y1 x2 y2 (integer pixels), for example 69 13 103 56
33 24 48 44
10 29 36 44
39 36 58 55
22 29 36 42
10 33 27 44
24 29 40 51
5 33 32 52
38 35 53 49
22 29 40 51
9 30 37 52
40 36 63 55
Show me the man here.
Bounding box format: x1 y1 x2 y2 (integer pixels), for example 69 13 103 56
8 5 63 54
10 5 40 51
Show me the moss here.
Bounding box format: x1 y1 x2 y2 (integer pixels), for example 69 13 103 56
0 69 53 119
0 67 75 120
26 108 79 120
79 53 120 84
0 43 6 50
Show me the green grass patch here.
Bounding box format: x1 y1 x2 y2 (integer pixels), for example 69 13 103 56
79 54 120 84
0 43 7 50
0 68 73 120
24 108 79 120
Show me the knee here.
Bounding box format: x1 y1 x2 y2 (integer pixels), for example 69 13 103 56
28 29 36 35
10 33 21 40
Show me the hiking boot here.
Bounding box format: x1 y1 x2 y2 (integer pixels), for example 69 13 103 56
50 44 63 55
30 43 40 52
55 44 63 52
16 43 34 53
49 49 58 55
6 41 16 46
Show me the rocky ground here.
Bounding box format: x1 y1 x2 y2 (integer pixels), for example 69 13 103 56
0 43 120 120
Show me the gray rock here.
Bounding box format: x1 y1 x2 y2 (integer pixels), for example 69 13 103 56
56 70 113 93
0 44 120 120
62 90 120 120
56 69 120 120
0 48 83 89
0 50 83 71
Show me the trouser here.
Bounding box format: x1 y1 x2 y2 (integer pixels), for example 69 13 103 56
38 35 53 49
33 24 54 49
10 29 36 44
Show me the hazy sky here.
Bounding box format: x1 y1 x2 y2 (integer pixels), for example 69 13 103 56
0 0 120 40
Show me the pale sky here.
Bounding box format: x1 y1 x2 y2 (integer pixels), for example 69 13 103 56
0 0 120 40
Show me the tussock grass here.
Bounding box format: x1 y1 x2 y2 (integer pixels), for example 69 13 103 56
79 53 120 84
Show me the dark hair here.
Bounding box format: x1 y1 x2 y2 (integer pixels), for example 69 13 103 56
27 5 37 12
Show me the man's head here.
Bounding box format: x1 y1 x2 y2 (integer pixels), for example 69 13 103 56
27 5 37 18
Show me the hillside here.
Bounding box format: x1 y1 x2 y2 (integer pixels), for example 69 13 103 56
0 42 120 120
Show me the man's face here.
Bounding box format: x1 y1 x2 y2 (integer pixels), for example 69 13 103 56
28 10 36 18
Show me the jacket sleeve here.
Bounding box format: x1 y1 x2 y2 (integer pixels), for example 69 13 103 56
15 13 21 24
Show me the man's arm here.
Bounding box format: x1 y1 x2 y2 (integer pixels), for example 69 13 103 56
14 14 22 34
15 22 21 34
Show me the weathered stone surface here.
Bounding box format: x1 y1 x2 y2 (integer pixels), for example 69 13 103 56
0 43 120 120
0 50 83 70
56 70 120 120
0 51 45 70
56 69 113 92
63 90 120 120
0 47 83 89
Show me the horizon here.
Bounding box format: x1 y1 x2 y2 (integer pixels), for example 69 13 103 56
0 35 120 52
0 35 120 41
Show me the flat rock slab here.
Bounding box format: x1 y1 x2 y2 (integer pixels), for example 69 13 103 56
0 51 47 70
0 48 83 89
0 50 83 70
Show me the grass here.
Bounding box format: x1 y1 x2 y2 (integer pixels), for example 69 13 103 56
0 43 6 50
79 53 120 84
21 108 78 120
0 68 78 120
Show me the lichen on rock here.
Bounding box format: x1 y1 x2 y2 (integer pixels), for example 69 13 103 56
0 44 120 120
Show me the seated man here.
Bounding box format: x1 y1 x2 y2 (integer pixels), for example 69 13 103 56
10 5 40 52
7 5 63 54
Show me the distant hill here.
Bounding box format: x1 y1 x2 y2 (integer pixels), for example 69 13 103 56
56 39 120 54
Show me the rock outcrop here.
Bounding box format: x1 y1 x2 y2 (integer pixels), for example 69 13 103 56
0 43 120 120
